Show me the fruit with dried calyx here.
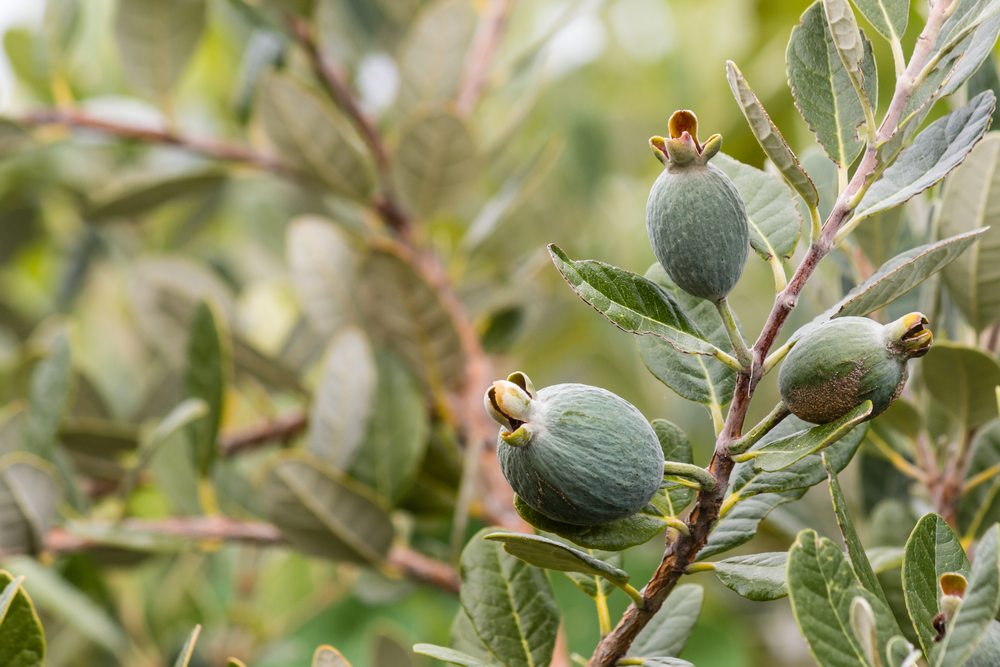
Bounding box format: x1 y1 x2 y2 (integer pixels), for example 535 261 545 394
778 313 933 424
645 110 749 303
485 372 664 525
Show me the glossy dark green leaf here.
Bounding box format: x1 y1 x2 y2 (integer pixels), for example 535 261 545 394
307 327 376 470
349 351 430 504
787 2 878 167
116 0 206 98
261 453 394 564
460 528 559 667
788 529 898 667
903 513 971 656
930 525 1000 667
24 333 71 461
712 552 789 601
357 246 466 393
637 264 736 409
287 215 359 338
737 402 871 472
395 111 478 217
627 584 703 659
396 0 477 115
549 246 716 357
853 92 996 221
513 495 670 551
184 300 230 477
714 153 801 260
726 60 819 207
563 549 624 600
258 72 375 201
483 532 630 587
938 134 1000 331
0 571 44 667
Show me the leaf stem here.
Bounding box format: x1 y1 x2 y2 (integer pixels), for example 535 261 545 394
889 35 906 78
663 517 690 537
866 429 928 483
767 256 788 293
615 660 644 666
595 585 612 638
808 204 823 245
962 462 1000 493
763 340 794 374
715 298 752 369
713 349 745 373
685 562 715 574
663 462 716 491
617 583 646 610
729 402 791 455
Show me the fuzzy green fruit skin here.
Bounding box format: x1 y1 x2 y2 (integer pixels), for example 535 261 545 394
645 162 749 302
778 317 908 425
497 384 664 526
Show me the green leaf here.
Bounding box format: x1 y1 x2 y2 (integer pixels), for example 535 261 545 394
116 0 206 99
822 0 873 106
483 532 630 587
851 0 908 41
548 246 717 357
903 513 971 656
119 399 208 500
374 633 413 667
258 72 375 201
938 133 1000 331
84 170 226 222
0 454 59 556
726 60 819 208
184 300 231 477
886 636 921 667
653 418 695 514
737 401 872 472
0 556 130 660
450 609 500 665
312 645 352 667
852 206 906 271
414 644 493 667
59 417 138 480
700 491 805 560
826 457 893 611
968 56 1000 130
287 215 359 338
713 153 802 260
794 230 988 342
0 571 43 667
349 351 430 504
868 547 906 574
712 552 789 601
395 111 478 218
959 419 1000 539
931 524 1000 667
788 529 898 667
226 660 247 667
967 620 1000 667
921 341 1000 436
24 333 71 461
396 0 477 115
627 584 703 659
513 494 671 551
174 625 200 667
563 549 624 600
637 264 735 409
852 91 996 221
307 327 377 470
460 528 560 667
357 246 466 393
262 453 395 564
787 1 878 166
933 0 1000 80
641 660 695 667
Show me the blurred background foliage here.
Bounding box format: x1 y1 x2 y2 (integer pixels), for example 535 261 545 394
0 0 987 666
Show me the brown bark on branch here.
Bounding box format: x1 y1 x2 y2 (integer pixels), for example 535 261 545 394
220 411 308 457
587 2 957 664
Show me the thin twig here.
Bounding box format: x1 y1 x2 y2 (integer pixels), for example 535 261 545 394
587 2 957 663
220 410 308 457
19 109 297 177
457 0 517 115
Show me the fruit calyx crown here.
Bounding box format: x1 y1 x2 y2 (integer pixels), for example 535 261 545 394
649 110 722 168
884 312 933 359
484 371 537 447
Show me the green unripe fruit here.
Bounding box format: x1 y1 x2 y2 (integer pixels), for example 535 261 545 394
485 372 664 526
778 313 933 424
645 110 749 303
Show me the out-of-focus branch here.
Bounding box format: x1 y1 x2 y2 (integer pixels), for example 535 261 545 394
34 518 460 593
286 16 412 238
18 109 298 178
220 410 308 457
457 0 517 115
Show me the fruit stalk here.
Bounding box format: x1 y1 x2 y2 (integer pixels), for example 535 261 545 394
586 2 958 664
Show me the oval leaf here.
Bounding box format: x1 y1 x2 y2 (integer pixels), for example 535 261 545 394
483 532 630 586
395 111 478 218
287 215 359 338
116 0 206 99
627 584 703 659
712 552 789 601
513 494 670 552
